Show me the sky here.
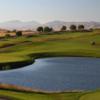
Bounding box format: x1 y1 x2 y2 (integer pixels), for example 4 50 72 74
0 0 99 23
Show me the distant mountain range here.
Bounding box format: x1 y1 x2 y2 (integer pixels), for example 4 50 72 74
0 20 41 30
0 20 100 30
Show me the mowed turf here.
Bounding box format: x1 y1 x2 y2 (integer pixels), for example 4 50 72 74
0 30 100 99
80 91 100 100
1 90 100 100
0 31 100 63
0 90 84 100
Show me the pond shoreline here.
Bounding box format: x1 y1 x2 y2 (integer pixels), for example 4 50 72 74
0 83 87 94
0 54 100 93
0 52 100 70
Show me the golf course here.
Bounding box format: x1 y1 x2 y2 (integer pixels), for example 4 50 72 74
0 30 100 100
0 30 100 65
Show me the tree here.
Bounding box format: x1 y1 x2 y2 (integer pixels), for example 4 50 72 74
61 26 67 31
78 25 84 31
49 27 53 32
37 26 43 32
70 25 77 31
16 31 22 37
44 27 50 32
44 26 53 32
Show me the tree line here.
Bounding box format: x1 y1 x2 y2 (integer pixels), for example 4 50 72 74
37 25 86 32
4 24 92 39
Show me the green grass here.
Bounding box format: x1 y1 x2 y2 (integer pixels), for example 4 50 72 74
0 30 100 99
0 31 100 64
1 89 100 100
0 31 100 70
80 90 100 100
0 90 84 100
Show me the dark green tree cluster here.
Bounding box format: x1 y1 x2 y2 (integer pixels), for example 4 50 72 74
37 26 53 32
44 27 53 32
16 31 22 37
61 26 67 31
37 24 87 33
60 25 85 31
70 25 85 31
78 25 85 31
37 27 43 32
70 25 77 31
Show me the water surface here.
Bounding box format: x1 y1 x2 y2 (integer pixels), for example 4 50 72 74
0 57 100 91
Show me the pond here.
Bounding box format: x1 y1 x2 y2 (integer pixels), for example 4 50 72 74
0 57 100 92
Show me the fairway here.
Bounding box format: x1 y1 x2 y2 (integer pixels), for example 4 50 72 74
0 90 84 100
0 89 100 100
80 91 100 100
0 31 100 65
0 0 99 99
0 31 100 99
